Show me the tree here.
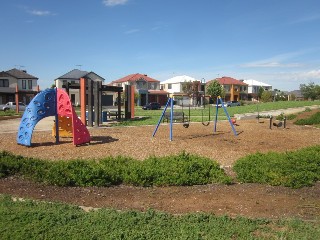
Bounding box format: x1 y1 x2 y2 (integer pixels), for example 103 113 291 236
182 80 200 106
300 82 320 100
206 80 222 100
258 87 264 101
260 91 273 102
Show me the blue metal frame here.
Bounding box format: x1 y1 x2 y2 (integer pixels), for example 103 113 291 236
152 97 173 140
214 96 237 136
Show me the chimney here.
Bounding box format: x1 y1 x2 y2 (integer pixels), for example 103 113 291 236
22 70 27 73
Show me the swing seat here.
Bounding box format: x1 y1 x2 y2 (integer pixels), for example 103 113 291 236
183 123 189 128
231 119 236 125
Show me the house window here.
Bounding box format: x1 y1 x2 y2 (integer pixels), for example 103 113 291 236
22 80 26 89
28 80 32 89
0 79 9 87
168 84 172 89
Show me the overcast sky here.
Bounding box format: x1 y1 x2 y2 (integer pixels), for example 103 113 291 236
1 0 320 91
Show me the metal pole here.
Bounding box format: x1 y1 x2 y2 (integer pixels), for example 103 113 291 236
214 97 219 132
152 97 171 138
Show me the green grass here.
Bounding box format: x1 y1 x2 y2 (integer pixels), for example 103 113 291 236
1 195 319 240
233 146 320 188
111 101 319 126
0 109 21 117
0 151 231 187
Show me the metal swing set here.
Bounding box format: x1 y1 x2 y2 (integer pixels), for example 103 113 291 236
152 96 237 141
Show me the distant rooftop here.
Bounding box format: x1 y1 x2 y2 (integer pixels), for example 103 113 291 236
4 68 38 79
111 73 159 83
208 76 248 86
243 79 271 87
161 75 200 84
57 69 105 81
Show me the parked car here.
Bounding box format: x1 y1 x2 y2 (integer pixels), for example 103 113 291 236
226 101 240 107
0 102 26 111
142 102 161 110
217 102 227 108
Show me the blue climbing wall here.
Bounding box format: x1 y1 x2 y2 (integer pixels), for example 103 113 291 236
17 88 57 146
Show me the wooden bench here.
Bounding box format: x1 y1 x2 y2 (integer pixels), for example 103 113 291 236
163 112 188 123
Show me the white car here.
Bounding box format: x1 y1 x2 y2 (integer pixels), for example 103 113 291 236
217 102 227 108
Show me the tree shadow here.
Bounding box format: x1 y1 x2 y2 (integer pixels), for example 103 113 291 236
89 136 118 145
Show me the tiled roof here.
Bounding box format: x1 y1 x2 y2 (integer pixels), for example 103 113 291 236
207 76 248 86
5 68 38 79
57 69 89 79
111 73 160 83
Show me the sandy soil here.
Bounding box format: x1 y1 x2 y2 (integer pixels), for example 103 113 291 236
0 110 319 220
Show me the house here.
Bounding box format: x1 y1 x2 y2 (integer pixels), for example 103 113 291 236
287 90 304 101
55 69 105 106
207 76 248 101
108 73 168 106
0 68 39 105
243 79 272 101
160 75 204 105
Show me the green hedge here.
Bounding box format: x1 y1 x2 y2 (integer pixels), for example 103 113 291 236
0 151 231 187
233 146 320 188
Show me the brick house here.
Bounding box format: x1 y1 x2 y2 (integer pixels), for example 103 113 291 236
207 76 248 101
0 68 39 105
109 73 168 106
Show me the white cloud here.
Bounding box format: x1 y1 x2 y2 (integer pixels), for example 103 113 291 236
289 15 320 25
241 61 303 68
124 29 140 34
28 9 54 16
240 50 311 69
102 0 128 7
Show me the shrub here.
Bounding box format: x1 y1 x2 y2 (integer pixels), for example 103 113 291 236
0 151 231 187
233 146 320 188
294 112 320 125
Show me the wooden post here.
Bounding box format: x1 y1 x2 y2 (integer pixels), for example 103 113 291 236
94 81 99 127
88 79 93 127
117 91 121 119
15 85 19 113
131 85 135 119
80 78 86 125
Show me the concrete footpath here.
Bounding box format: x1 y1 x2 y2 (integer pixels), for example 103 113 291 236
234 105 319 120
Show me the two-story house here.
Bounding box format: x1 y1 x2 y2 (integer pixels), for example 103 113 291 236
0 68 39 105
160 75 204 105
109 73 168 106
207 76 248 101
243 79 272 101
55 69 105 106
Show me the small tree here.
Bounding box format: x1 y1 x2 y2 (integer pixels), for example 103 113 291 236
260 91 273 102
206 80 222 102
300 82 319 100
182 80 200 106
258 87 264 101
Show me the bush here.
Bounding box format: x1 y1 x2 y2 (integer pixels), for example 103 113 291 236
233 146 320 188
294 112 320 125
0 151 231 187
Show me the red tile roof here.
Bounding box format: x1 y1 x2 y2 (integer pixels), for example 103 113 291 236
111 73 160 84
207 76 248 86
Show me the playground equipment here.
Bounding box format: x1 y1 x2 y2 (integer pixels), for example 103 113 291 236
152 96 237 141
17 88 90 147
214 96 238 136
269 116 287 129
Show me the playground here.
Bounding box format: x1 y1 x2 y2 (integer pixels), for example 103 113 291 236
1 109 320 220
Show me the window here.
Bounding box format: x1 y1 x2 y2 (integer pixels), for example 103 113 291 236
22 80 26 89
28 80 32 89
0 79 9 87
168 84 172 89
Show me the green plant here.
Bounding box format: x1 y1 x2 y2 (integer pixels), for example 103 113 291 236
294 112 320 125
1 195 319 239
233 146 320 188
0 151 231 187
